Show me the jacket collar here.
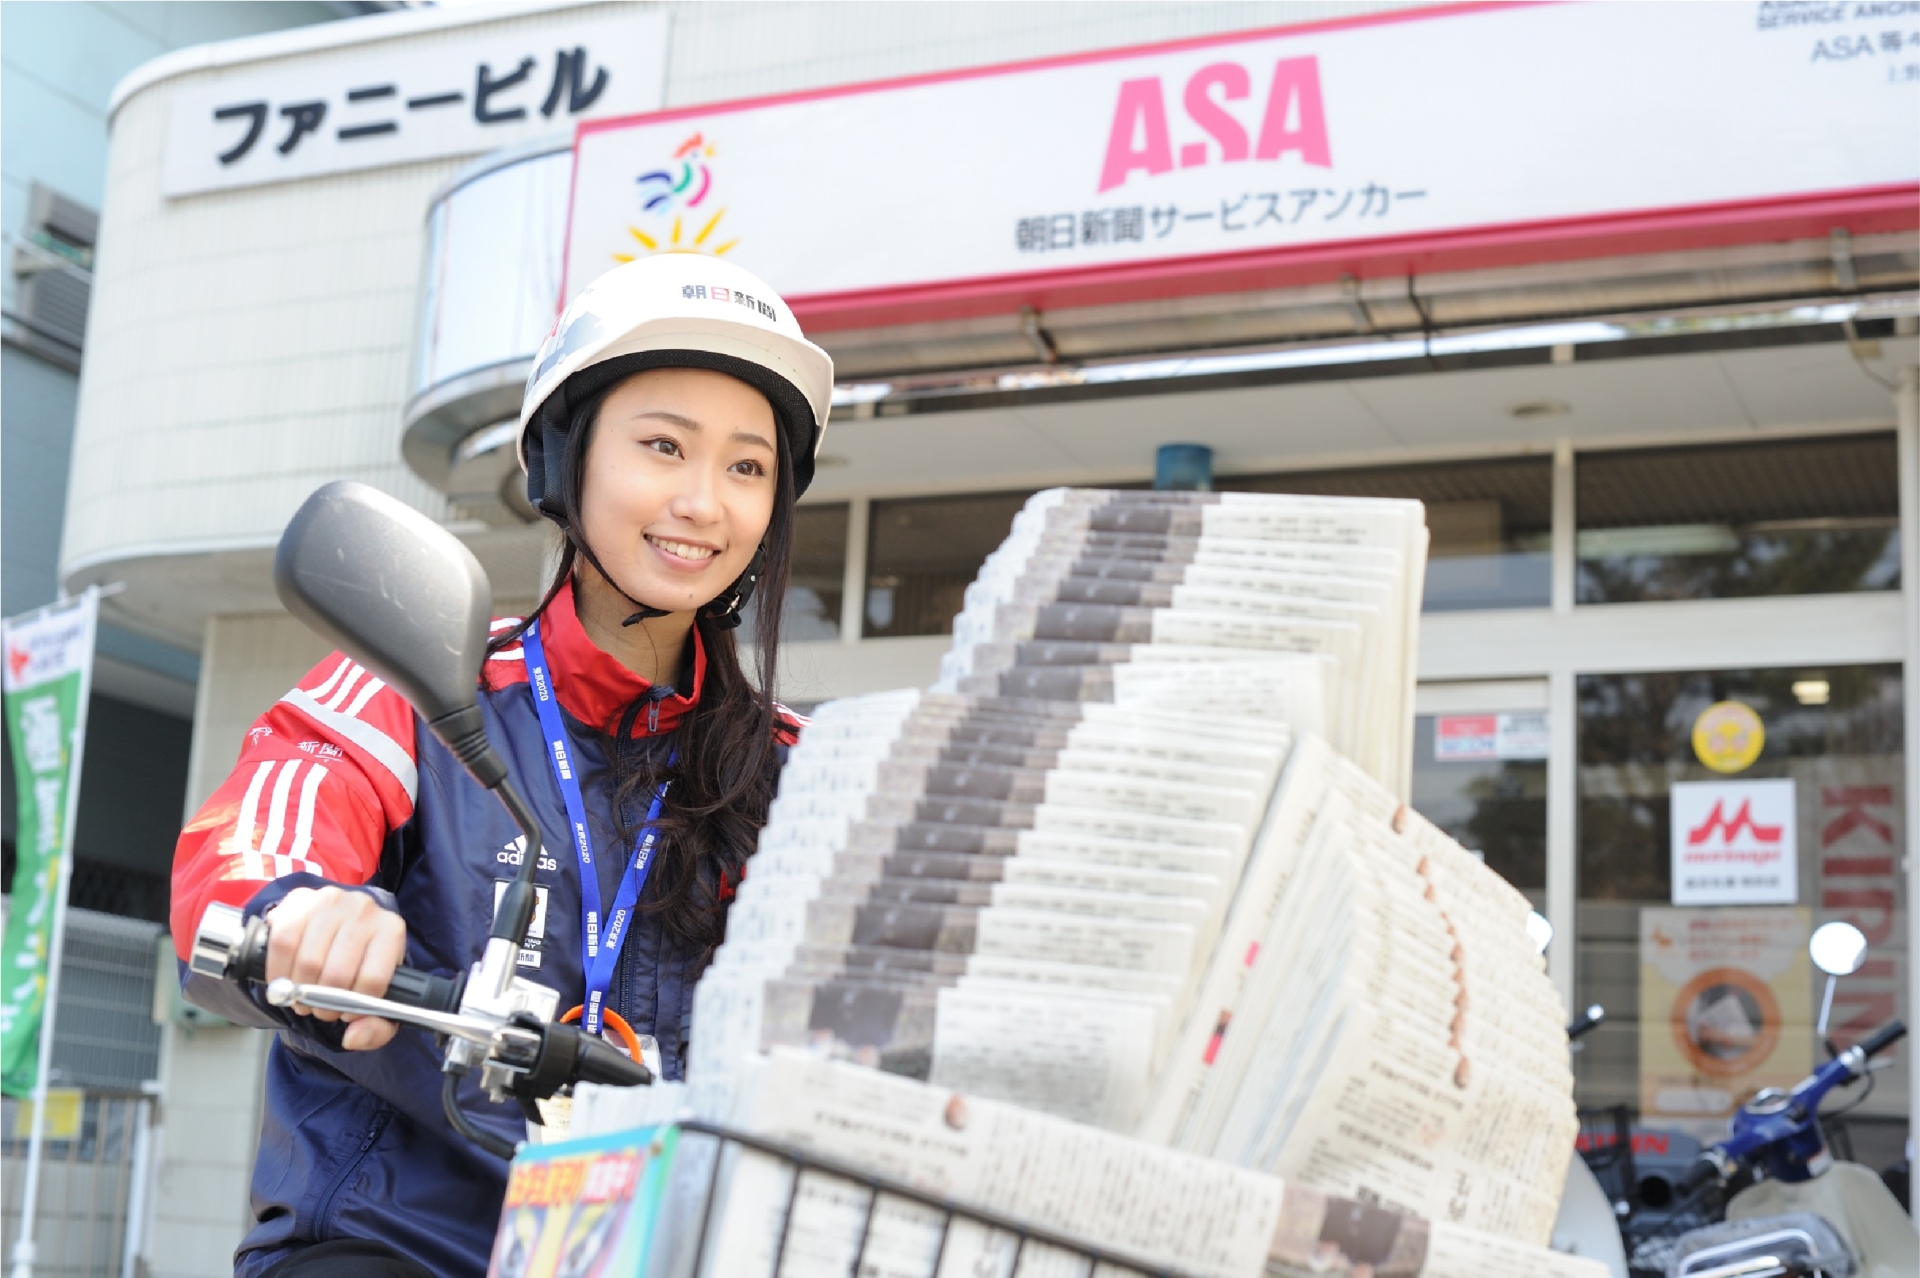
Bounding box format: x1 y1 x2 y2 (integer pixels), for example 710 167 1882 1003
521 579 704 738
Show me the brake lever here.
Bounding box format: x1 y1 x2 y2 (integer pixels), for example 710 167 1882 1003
264 977 507 1047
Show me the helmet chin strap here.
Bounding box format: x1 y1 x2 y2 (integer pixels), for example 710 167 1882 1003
567 528 670 627
565 526 762 631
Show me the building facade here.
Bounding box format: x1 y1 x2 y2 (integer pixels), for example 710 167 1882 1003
0 6 375 1274
51 1 1920 1270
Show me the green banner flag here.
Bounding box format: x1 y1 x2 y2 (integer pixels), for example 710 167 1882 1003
1 592 97 1098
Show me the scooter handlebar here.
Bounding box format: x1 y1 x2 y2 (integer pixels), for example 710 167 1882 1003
1677 1156 1722 1196
1857 1019 1907 1061
196 902 465 1015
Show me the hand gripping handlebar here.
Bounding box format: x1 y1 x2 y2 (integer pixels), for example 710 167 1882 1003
190 901 466 1015
190 901 651 1159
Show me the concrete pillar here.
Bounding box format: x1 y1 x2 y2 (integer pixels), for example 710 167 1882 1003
145 1025 270 1278
148 613 331 1273
1898 358 1920 1206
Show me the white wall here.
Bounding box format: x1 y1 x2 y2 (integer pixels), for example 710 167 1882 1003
146 1025 271 1278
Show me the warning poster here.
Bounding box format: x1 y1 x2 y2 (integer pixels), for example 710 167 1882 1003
1639 906 1812 1136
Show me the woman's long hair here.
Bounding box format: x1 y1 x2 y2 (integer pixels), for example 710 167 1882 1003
489 375 794 957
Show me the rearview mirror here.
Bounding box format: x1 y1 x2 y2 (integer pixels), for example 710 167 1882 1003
1809 920 1868 978
274 480 492 727
1526 911 1553 955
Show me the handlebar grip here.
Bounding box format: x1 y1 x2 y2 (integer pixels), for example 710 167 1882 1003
1859 1019 1908 1060
1566 1005 1605 1040
574 1035 652 1089
383 966 465 1015
215 909 461 1015
1678 1158 1721 1195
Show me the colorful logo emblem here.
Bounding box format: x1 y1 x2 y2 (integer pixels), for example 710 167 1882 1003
1692 700 1765 774
615 132 739 261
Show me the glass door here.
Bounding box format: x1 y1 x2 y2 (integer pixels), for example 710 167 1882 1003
1412 681 1550 913
1574 664 1908 1172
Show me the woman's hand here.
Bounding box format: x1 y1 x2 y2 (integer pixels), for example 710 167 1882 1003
264 886 408 1051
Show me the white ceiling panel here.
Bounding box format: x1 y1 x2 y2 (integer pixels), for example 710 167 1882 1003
808 407 1089 499
1716 343 1902 432
1019 380 1404 476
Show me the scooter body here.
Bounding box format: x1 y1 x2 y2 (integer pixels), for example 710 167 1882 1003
1723 1164 1917 1278
1665 922 1910 1278
1553 1152 1631 1277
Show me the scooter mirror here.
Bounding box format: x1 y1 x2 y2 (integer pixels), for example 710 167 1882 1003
274 480 492 728
1808 920 1868 977
1525 911 1552 955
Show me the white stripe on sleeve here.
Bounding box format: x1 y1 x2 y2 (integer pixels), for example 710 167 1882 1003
286 763 329 875
323 664 365 712
257 760 301 863
309 657 353 702
279 688 420 802
343 675 386 718
233 760 276 880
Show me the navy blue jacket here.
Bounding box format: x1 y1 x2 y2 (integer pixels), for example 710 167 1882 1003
172 582 792 1276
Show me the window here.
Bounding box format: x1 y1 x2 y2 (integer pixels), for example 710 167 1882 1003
1576 434 1900 604
1220 456 1552 611
1575 664 1906 1169
1411 710 1547 909
742 503 848 640
865 490 1036 637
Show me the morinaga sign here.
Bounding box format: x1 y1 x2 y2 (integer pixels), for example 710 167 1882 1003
563 1 1919 329
162 9 667 197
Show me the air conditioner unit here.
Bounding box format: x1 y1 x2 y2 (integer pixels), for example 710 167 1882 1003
10 182 97 370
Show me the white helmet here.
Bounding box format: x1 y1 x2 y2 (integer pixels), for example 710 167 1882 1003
518 255 834 515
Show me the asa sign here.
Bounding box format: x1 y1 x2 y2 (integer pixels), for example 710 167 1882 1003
1100 58 1329 192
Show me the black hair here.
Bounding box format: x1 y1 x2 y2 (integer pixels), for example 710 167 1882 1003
489 374 794 955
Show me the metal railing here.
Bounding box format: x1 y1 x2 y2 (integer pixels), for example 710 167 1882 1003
675 1120 1203 1278
1 1090 156 1278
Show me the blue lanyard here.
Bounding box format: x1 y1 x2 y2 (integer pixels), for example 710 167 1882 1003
521 619 671 1037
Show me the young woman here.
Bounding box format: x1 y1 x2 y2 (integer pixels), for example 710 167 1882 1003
169 256 833 1277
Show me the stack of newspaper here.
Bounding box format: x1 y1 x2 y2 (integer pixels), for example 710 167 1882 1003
937 488 1425 793
691 684 1304 1129
1143 737 1577 1244
676 488 1577 1267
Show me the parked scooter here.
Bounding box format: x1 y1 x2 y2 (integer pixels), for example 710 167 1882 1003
1557 997 1633 1277
1664 921 1914 1278
190 481 652 1158
1532 908 1634 1278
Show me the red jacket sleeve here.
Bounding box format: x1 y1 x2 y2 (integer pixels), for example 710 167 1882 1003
170 653 420 957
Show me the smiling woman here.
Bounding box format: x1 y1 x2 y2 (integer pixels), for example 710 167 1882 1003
170 254 837 1277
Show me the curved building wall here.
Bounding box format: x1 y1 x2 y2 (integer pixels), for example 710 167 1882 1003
59 2 638 648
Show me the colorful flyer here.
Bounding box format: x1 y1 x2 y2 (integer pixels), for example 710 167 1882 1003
488 1123 677 1278
1639 906 1812 1136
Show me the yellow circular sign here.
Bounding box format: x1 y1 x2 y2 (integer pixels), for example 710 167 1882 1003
1692 700 1765 774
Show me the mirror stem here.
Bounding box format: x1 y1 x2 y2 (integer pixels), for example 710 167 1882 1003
1817 972 1838 1044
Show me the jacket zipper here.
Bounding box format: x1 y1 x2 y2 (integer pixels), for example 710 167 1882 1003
315 1105 394 1233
